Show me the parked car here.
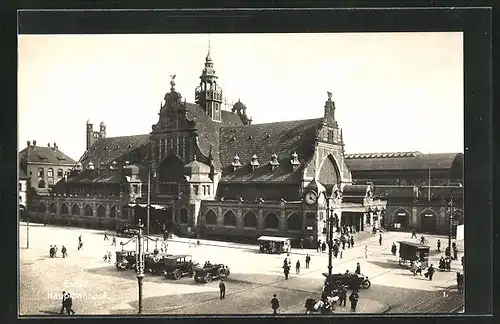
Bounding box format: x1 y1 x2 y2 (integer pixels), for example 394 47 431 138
194 262 230 283
323 272 371 289
162 254 197 280
145 251 172 275
115 250 136 270
116 227 136 238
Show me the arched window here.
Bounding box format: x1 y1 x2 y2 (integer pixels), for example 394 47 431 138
287 213 302 231
205 209 217 225
38 202 46 213
243 211 257 228
61 203 69 215
71 204 80 216
224 211 237 227
180 208 189 224
264 212 279 229
49 203 57 214
38 179 46 188
84 204 93 216
57 168 64 179
38 168 44 178
110 206 117 218
97 205 106 218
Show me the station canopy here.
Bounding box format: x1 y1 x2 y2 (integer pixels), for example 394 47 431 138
257 236 293 242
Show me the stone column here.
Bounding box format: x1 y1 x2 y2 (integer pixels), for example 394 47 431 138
257 206 264 230
236 207 243 229
412 206 418 230
279 207 286 231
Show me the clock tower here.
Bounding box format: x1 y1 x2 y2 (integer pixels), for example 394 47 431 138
303 176 328 243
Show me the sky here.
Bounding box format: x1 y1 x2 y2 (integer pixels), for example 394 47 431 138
18 32 463 161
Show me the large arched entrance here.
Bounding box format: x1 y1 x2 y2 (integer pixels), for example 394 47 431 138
394 208 410 230
318 154 341 186
420 209 438 233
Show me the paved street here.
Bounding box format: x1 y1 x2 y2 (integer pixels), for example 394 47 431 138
19 223 464 315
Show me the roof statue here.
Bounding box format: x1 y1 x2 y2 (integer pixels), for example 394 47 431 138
327 91 332 100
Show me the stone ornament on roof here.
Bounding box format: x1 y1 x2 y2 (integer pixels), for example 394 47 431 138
270 154 280 166
87 161 94 170
231 154 242 170
290 151 300 167
250 154 260 166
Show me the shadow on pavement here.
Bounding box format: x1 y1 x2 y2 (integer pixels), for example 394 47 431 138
37 310 63 316
366 260 404 270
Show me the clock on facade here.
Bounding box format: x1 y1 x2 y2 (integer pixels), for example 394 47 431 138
304 191 317 205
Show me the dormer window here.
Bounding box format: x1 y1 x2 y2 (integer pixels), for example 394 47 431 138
270 153 280 170
250 154 259 171
231 154 242 171
290 151 300 169
87 161 95 170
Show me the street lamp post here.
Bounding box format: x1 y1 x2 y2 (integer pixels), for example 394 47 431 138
136 219 145 314
326 198 334 277
447 197 454 256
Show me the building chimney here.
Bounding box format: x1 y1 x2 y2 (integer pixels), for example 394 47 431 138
47 143 51 148
33 140 37 146
27 141 30 147
53 142 58 150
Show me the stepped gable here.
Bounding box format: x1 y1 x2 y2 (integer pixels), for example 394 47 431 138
219 118 323 182
184 103 243 169
78 134 150 168
19 146 76 165
345 152 462 171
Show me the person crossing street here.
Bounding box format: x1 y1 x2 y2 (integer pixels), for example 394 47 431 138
379 233 383 246
349 289 359 312
271 294 280 315
104 231 109 241
219 279 226 300
305 254 311 269
295 260 301 275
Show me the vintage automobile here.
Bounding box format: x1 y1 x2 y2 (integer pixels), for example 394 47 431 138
193 262 230 283
115 250 137 270
160 254 196 280
323 272 371 289
144 251 172 275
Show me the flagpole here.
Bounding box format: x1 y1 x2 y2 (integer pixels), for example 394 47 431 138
146 166 151 252
428 151 431 201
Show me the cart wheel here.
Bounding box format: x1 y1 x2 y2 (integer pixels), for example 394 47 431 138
204 274 213 283
225 269 230 277
217 268 226 277
362 279 371 289
173 270 182 280
398 259 402 265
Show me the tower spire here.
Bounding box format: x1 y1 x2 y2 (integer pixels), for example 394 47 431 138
206 34 212 61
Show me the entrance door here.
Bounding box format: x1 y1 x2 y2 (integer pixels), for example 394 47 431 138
420 210 437 233
394 209 410 230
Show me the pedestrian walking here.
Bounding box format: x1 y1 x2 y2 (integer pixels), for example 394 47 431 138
391 242 397 256
379 233 383 246
339 285 347 306
104 231 109 241
300 238 304 249
425 264 435 281
340 250 343 259
61 245 67 258
364 245 368 259
60 291 68 315
112 235 116 246
342 238 346 250
355 262 361 274
350 236 354 247
296 260 301 275
219 279 226 300
321 242 327 253
347 239 351 248
317 240 321 252
107 251 112 263
411 229 417 239
271 294 280 315
103 252 108 263
349 290 359 312
78 235 83 250
54 245 58 257
49 245 55 258
437 239 441 252
453 247 458 260
283 264 290 280
305 254 311 268
65 293 75 315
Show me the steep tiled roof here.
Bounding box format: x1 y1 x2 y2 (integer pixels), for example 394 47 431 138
221 110 244 126
345 152 462 171
374 186 415 199
19 146 76 165
219 118 323 182
78 135 150 168
343 185 368 196
373 185 463 201
65 170 124 184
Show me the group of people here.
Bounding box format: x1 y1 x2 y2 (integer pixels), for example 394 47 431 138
49 245 67 258
282 254 312 279
317 234 355 257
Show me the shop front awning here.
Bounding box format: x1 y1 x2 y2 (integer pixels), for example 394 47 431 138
341 203 367 213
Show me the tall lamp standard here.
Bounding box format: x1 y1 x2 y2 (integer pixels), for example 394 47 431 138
447 196 455 256
325 198 334 276
136 219 145 314
145 163 157 252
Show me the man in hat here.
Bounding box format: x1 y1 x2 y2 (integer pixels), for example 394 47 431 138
271 294 280 315
349 289 359 312
219 279 226 300
61 245 67 258
355 263 361 275
305 254 311 269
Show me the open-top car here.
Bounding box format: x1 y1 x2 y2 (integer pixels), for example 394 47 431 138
193 262 230 283
162 255 197 280
116 227 136 238
323 272 371 289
